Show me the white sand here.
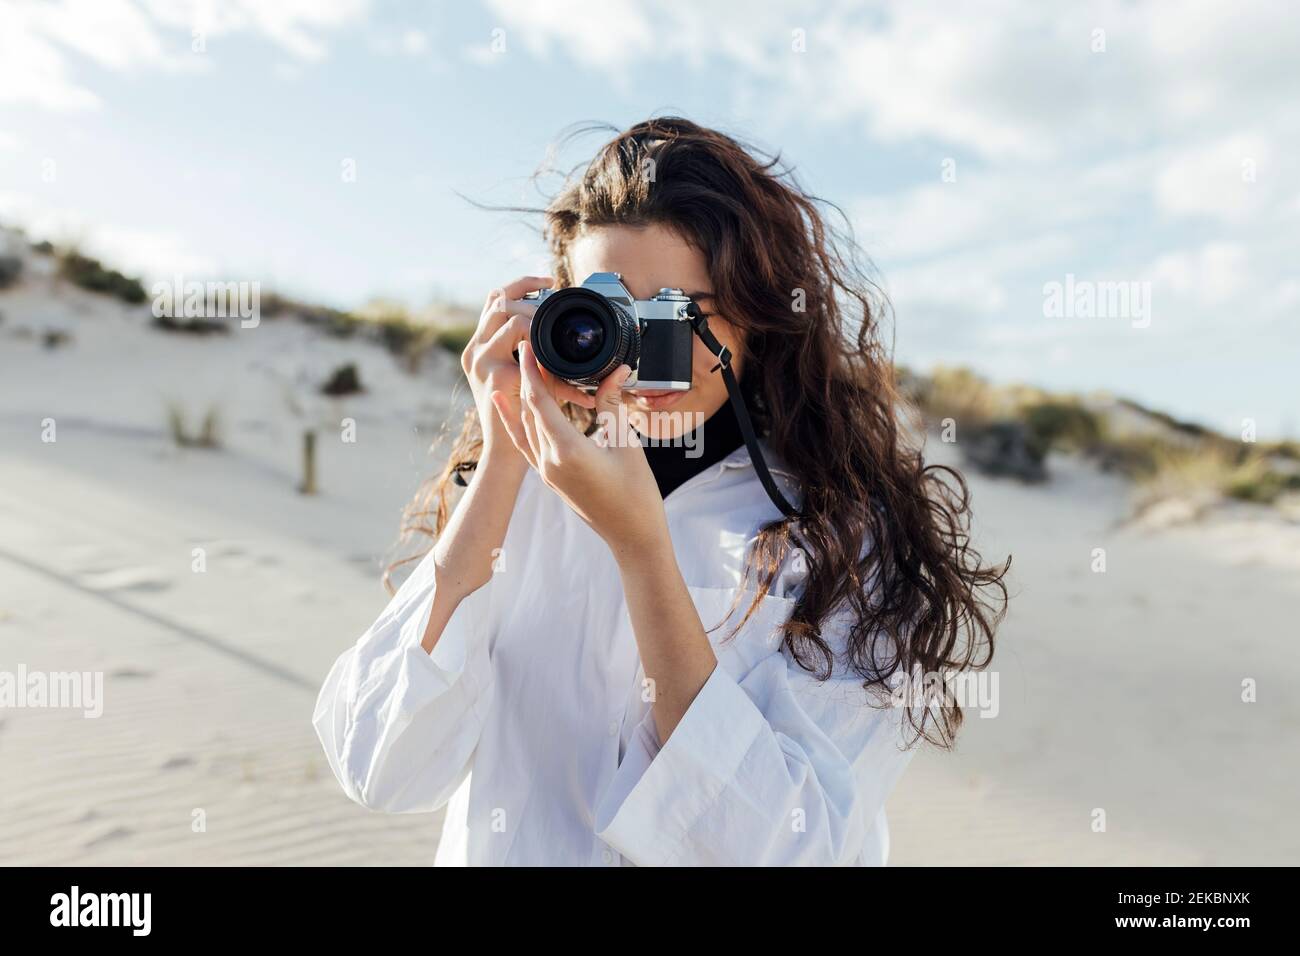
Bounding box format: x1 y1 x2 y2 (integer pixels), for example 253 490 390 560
2 250 1297 865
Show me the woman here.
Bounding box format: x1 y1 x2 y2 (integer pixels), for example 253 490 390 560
313 118 1007 866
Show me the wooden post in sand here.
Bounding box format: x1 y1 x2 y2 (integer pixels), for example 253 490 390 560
300 429 318 495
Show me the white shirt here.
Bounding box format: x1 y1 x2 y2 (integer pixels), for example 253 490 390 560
313 442 916 865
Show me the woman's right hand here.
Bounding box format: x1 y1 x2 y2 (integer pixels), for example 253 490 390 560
422 278 597 627
462 277 595 464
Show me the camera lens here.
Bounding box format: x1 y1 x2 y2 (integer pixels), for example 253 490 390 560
552 309 606 364
530 287 639 387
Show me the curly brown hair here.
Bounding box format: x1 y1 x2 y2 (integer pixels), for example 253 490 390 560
393 117 1009 748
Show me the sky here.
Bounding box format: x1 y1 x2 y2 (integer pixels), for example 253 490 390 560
1 0 1296 437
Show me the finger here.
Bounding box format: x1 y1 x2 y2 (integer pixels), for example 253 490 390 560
491 391 532 466
496 323 595 408
483 314 593 409
539 367 596 409
592 365 634 446
516 344 551 461
483 321 593 412
478 290 523 339
483 313 530 360
594 364 632 410
519 394 545 464
519 342 575 444
478 287 509 337
499 275 554 300
478 276 550 337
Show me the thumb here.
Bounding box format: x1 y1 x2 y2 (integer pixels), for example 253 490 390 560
594 365 631 410
593 366 635 448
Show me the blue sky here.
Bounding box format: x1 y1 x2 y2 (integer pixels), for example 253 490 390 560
2 0 1296 437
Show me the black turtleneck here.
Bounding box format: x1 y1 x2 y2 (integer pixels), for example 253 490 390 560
640 399 745 499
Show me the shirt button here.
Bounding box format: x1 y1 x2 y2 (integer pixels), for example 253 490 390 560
607 720 619 737
602 848 615 865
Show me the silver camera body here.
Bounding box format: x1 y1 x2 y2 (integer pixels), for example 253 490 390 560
526 272 696 390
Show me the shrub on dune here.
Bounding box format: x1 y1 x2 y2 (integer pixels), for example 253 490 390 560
152 314 231 335
0 255 22 289
321 363 364 396
165 403 221 449
58 251 146 304
905 366 1296 510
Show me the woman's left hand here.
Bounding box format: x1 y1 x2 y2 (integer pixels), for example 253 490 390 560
494 342 668 560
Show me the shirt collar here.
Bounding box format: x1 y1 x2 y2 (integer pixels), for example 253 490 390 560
668 440 797 504
718 440 796 479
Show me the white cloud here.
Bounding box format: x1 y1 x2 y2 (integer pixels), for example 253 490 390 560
370 26 432 58
480 0 673 71
32 0 168 70
142 0 370 60
88 224 219 278
1149 242 1249 304
1267 279 1300 314
0 2 102 110
400 28 429 56
1155 134 1274 222
0 0 371 111
0 191 216 278
480 1 1299 166
479 0 778 74
885 262 1008 316
852 160 1144 263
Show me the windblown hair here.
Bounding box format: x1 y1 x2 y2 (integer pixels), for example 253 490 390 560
393 117 1008 747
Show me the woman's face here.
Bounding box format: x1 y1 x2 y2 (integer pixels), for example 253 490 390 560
565 223 743 441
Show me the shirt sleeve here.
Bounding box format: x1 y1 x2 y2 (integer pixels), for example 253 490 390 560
312 551 497 814
593 595 914 866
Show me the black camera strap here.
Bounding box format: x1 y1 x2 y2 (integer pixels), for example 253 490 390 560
686 304 801 520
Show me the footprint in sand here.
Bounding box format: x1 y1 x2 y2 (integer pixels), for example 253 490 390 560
77 566 173 593
110 667 153 679
84 825 133 849
160 755 195 770
212 542 248 559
